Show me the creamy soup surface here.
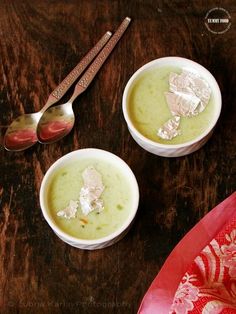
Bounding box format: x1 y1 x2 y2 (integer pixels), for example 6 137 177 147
47 158 133 240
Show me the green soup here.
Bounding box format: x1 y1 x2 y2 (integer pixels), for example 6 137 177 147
127 66 215 145
47 158 133 240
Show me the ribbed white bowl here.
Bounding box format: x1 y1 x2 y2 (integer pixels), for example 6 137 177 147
122 57 222 157
40 149 139 250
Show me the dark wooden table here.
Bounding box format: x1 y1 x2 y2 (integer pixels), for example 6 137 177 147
0 1 235 313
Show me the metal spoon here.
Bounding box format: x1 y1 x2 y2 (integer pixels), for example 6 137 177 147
37 17 131 144
4 31 112 151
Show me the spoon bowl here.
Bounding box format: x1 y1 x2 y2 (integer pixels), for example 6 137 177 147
4 112 41 151
37 103 75 143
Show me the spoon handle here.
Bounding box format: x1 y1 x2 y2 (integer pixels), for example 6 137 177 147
42 31 112 112
69 17 131 102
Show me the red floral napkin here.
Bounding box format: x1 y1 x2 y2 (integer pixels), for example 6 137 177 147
138 192 236 314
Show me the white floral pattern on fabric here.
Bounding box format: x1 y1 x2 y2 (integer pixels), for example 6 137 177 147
221 230 236 278
170 228 236 313
170 275 199 314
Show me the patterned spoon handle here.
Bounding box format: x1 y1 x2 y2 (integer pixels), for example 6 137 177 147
42 31 112 111
70 17 131 101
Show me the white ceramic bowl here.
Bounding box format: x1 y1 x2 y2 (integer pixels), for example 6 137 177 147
122 57 222 157
40 149 139 250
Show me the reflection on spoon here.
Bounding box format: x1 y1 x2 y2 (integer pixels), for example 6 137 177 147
5 129 38 150
37 97 76 143
38 119 74 142
4 113 40 151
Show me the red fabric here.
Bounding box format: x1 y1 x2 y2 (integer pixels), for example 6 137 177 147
170 215 236 313
138 192 236 314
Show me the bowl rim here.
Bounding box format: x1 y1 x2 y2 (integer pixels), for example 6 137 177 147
122 56 222 149
39 148 139 245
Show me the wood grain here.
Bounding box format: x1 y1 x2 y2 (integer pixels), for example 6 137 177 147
0 1 235 313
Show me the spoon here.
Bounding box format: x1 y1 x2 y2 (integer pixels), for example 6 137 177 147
4 31 112 151
37 17 131 144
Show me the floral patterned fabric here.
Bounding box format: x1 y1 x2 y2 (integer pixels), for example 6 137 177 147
170 217 236 314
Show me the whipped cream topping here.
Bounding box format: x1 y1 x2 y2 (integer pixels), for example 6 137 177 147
57 200 79 219
79 166 104 216
157 69 211 140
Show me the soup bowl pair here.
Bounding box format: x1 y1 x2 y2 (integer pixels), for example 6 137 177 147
40 57 222 249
